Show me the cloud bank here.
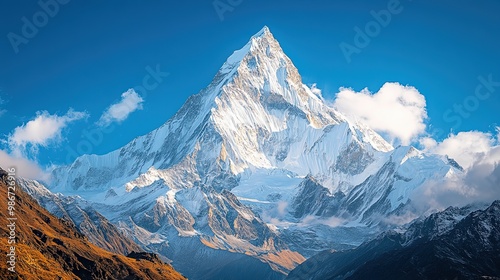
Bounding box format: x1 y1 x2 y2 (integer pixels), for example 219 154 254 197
411 129 500 211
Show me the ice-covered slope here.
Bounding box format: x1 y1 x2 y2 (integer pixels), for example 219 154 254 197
47 26 459 276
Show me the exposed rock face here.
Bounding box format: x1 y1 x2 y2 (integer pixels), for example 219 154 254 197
292 176 342 218
0 168 186 280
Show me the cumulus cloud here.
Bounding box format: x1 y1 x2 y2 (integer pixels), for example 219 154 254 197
333 82 427 145
8 109 87 155
0 150 49 181
98 89 144 127
420 131 498 169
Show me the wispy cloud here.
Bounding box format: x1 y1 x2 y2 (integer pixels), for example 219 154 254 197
300 215 346 227
333 82 427 145
97 89 144 127
309 83 322 98
0 96 6 117
7 109 87 156
0 150 49 181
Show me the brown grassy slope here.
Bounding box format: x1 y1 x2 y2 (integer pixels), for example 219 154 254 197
17 176 143 256
0 168 186 280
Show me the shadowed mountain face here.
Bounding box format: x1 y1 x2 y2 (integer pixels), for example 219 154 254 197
287 201 500 280
0 168 186 280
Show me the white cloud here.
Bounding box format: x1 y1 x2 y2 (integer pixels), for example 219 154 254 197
299 215 346 227
260 201 289 227
380 212 420 226
8 109 87 155
98 89 144 127
310 83 322 97
410 160 500 211
420 131 497 169
0 150 49 181
419 137 438 151
333 82 427 145
411 130 500 211
276 201 288 217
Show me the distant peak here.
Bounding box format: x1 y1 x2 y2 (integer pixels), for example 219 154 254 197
220 25 279 73
252 26 271 38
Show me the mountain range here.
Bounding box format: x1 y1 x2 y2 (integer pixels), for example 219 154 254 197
5 26 498 279
287 200 500 280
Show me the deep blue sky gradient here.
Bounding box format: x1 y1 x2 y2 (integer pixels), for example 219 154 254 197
0 0 499 165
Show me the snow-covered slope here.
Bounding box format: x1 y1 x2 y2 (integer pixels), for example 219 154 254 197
46 26 460 277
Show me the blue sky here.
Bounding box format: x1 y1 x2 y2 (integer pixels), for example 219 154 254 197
0 0 499 173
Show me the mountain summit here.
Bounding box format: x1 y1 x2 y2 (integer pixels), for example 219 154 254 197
43 27 460 279
51 26 394 192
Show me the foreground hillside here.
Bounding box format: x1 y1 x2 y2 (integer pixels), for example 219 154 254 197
0 168 186 280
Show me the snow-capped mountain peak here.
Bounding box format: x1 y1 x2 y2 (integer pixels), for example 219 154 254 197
45 26 462 278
